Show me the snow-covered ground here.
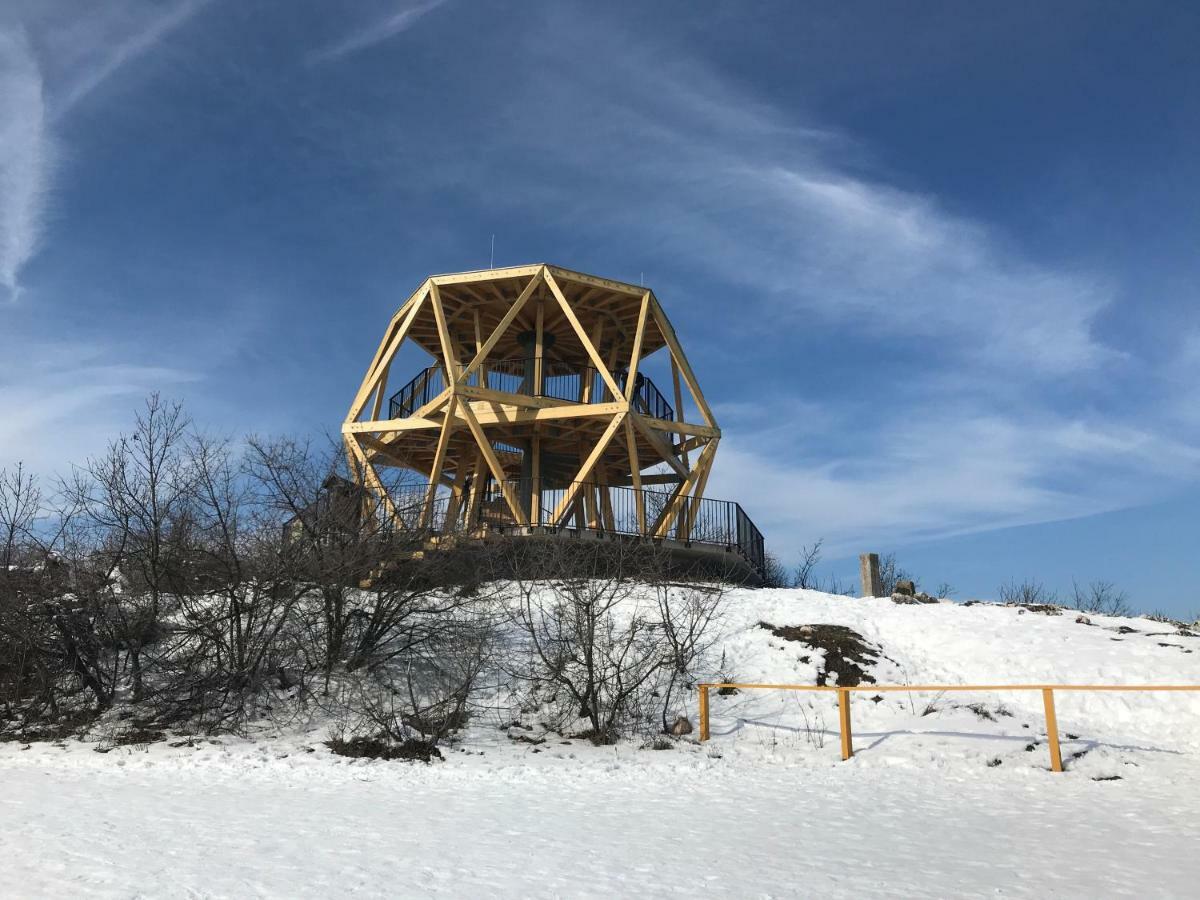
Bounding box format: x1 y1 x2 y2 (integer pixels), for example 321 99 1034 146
3 588 1199 898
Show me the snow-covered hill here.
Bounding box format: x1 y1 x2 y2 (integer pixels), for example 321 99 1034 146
710 588 1200 765
3 587 1199 898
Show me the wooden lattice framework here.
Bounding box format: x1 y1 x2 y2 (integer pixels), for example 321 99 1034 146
341 264 721 541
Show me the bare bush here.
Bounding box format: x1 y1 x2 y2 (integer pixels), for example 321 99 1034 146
759 552 790 589
878 553 917 596
793 539 823 589
1071 580 1131 617
998 579 1058 607
504 541 718 743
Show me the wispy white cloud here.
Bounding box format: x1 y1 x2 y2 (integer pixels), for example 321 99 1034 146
710 412 1200 558
481 26 1114 377
0 2 206 299
49 0 209 119
441 7 1198 556
0 27 54 301
0 338 199 474
308 0 448 65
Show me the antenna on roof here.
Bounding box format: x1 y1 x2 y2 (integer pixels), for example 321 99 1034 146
490 234 495 268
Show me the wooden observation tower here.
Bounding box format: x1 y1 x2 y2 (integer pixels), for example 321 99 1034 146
342 264 763 576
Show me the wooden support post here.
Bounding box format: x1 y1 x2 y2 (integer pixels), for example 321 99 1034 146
473 310 488 390
550 413 627 525
544 269 624 399
698 686 710 742
860 553 882 598
1043 688 1063 772
420 397 457 527
838 688 854 760
580 444 598 529
443 463 469 530
459 272 542 383
459 403 527 526
534 299 545 394
464 452 487 530
625 291 650 398
596 468 616 533
670 359 690 468
530 432 541 525
624 419 646 535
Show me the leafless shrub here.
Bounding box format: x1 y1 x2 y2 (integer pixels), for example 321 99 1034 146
878 553 917 596
793 539 823 589
504 541 719 743
796 699 826 750
998 579 1058 607
760 552 790 589
654 577 725 734
1071 580 1131 617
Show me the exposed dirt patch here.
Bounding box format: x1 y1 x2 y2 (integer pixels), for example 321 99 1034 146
0 711 98 744
326 735 443 762
757 622 879 686
960 702 1013 722
508 733 546 746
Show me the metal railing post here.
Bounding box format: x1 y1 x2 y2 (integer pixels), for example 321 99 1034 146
838 688 854 761
1042 688 1063 772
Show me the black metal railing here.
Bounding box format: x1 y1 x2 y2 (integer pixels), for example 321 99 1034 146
388 358 674 421
406 478 764 575
389 366 447 419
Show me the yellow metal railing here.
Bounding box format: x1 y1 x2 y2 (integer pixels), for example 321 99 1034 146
696 683 1200 772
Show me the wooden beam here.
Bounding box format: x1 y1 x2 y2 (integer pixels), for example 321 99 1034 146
550 412 627 525
458 402 528 526
420 396 457 527
580 444 598 529
638 417 721 438
369 360 391 421
357 401 628 440
671 357 690 468
534 299 544 394
624 417 645 534
347 285 428 422
582 317 604 403
345 433 399 522
431 265 544 286
430 282 457 377
464 451 487 529
624 290 651 401
443 457 470 530
544 269 624 399
531 432 541 525
681 437 717 539
343 416 439 435
630 414 689 479
546 265 645 297
360 280 428 388
459 272 542 383
456 384 567 410
652 296 716 427
653 439 717 538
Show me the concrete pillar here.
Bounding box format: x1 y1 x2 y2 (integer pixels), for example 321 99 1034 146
859 553 882 598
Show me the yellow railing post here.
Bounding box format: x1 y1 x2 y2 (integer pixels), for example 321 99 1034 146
1042 687 1063 772
838 688 854 760
693 682 1198 765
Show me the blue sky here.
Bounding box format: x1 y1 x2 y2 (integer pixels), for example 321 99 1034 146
2 1 1198 612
